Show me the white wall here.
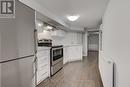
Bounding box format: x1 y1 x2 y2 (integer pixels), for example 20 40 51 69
102 0 130 87
52 32 83 46
0 28 1 87
83 32 88 56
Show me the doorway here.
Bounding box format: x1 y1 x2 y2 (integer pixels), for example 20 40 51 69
88 32 99 52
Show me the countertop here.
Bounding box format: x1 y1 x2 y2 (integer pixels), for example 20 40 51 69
63 44 82 48
37 44 82 51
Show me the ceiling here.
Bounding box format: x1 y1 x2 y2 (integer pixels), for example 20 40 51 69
36 0 108 29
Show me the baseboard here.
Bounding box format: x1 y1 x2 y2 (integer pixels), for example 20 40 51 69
83 56 87 58
83 54 88 56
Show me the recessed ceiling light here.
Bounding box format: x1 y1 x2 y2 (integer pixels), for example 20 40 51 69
67 15 80 21
43 30 48 33
38 23 43 27
46 25 53 30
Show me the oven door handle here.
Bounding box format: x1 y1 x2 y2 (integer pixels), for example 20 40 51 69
52 47 63 50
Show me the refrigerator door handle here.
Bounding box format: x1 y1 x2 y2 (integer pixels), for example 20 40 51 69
34 56 38 73
34 29 38 54
33 56 37 87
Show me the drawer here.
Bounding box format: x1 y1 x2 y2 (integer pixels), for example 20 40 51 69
37 64 49 71
37 67 49 79
37 71 49 85
37 64 49 72
37 50 50 58
38 57 48 65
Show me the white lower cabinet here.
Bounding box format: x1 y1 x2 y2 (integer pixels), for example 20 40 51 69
69 45 83 62
63 45 83 64
63 47 69 64
37 47 50 85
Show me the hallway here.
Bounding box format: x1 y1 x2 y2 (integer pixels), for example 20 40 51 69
37 51 103 87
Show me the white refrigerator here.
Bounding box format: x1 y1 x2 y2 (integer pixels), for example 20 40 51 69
0 0 36 87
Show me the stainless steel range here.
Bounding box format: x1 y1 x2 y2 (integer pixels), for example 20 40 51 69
50 45 63 76
38 39 52 47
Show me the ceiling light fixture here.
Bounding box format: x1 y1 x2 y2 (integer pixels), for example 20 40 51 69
67 15 80 21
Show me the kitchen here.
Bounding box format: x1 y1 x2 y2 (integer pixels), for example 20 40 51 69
0 1 87 86
0 0 121 87
36 12 83 85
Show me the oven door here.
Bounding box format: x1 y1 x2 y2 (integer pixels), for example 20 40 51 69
51 47 63 65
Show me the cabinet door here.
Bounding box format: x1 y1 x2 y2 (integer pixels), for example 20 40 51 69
37 49 50 85
69 46 82 61
63 47 69 64
0 1 35 62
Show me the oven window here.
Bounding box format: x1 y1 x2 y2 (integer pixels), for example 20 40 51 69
53 49 63 61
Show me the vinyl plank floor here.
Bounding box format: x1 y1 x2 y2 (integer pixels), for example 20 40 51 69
37 51 103 87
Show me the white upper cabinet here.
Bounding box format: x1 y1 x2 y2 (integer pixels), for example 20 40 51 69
38 31 52 40
51 29 66 38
